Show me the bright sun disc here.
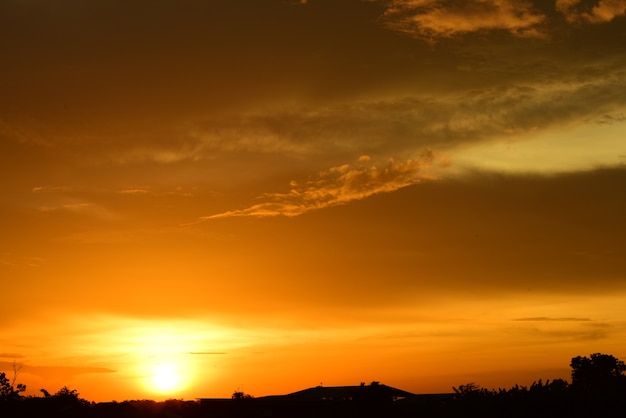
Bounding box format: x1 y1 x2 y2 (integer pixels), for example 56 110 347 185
151 363 180 392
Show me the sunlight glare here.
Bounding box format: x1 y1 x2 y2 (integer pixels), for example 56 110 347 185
151 362 180 392
142 354 193 395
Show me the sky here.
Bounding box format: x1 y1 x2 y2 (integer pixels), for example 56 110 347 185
1 0 626 402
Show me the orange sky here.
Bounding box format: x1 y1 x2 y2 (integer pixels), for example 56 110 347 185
1 0 626 402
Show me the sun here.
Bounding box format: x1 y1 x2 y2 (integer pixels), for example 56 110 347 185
151 363 181 392
125 326 206 397
141 355 194 396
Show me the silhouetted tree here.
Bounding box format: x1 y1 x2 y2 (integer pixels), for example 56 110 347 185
231 390 253 400
453 382 494 398
570 353 626 391
9 361 22 389
50 386 90 408
54 386 79 398
0 371 25 401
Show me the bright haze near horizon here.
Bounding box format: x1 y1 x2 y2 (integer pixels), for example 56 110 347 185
1 0 626 402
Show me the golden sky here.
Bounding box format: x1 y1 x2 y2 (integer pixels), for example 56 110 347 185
1 0 626 402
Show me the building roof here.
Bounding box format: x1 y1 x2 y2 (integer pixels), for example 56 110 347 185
267 383 416 401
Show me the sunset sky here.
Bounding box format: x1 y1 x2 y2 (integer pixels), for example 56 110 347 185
1 0 626 402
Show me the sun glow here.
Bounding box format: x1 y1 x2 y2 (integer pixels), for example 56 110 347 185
150 362 182 393
141 355 194 395
25 316 255 400
126 327 202 396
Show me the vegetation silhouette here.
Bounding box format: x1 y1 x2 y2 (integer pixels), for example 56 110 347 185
1 352 625 417
0 371 26 401
570 353 626 392
231 390 254 400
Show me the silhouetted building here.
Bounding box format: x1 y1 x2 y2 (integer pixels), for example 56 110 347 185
273 383 416 401
198 383 421 418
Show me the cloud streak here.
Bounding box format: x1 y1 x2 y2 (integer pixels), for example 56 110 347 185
381 0 546 39
201 151 445 219
0 353 25 359
381 0 626 40
188 73 626 160
514 317 592 321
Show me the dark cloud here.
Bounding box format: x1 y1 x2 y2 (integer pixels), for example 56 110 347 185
1 0 624 177
182 69 626 170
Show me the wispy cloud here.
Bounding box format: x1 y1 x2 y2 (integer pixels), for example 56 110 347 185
381 0 545 39
0 253 45 268
514 317 592 322
4 363 117 377
556 0 626 23
596 113 626 125
13 64 624 172
381 0 626 40
0 353 25 359
116 186 196 197
512 320 610 341
118 188 150 195
192 64 625 158
200 151 446 219
32 185 74 193
33 191 119 220
38 202 97 213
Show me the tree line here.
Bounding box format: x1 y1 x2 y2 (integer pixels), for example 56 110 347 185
444 353 626 418
1 352 625 417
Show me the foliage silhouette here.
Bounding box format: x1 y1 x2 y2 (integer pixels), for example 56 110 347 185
570 352 626 391
0 371 26 401
231 390 253 400
2 352 626 417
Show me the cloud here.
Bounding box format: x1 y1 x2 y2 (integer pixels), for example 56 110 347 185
0 118 37 145
0 353 25 359
32 186 73 193
194 72 626 158
38 202 96 213
0 361 115 380
0 256 45 268
34 195 119 221
200 151 445 219
22 364 115 377
381 0 546 39
513 321 610 341
556 0 626 23
596 113 626 125
514 317 592 321
117 188 150 195
380 0 626 40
